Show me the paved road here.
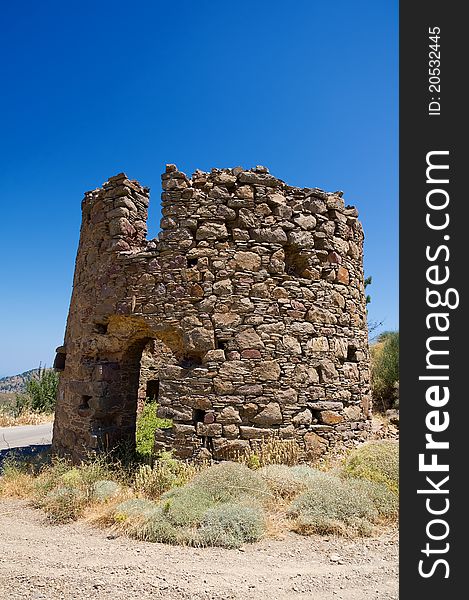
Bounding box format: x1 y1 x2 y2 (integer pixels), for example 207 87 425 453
0 422 53 450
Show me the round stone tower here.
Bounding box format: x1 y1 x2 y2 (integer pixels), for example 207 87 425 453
52 165 371 462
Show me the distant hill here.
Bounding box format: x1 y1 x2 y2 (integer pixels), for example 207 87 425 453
0 368 42 395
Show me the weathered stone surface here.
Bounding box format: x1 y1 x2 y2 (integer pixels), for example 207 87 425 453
222 424 240 439
238 171 278 187
235 328 264 350
251 228 288 244
304 431 328 459
252 402 283 426
236 185 254 199
319 410 344 425
292 409 313 426
218 361 250 379
307 337 329 353
337 266 350 284
240 426 273 439
308 401 344 411
276 387 298 405
287 231 315 248
293 364 319 384
344 405 362 420
196 222 228 240
253 361 281 381
218 406 242 424
282 335 302 354
53 165 370 463
233 251 262 271
319 359 339 382
196 422 223 437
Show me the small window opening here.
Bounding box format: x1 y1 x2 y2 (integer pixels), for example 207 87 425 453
79 395 91 410
187 257 198 268
216 339 227 351
179 356 202 368
193 409 206 424
284 244 309 277
53 352 66 371
347 345 358 362
145 379 160 402
94 323 108 334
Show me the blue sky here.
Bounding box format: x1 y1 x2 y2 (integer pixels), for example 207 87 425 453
0 0 398 377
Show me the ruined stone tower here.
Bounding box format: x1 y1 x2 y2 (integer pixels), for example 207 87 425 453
52 165 371 462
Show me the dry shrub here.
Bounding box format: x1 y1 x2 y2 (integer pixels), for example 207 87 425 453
259 465 307 501
347 478 398 521
160 485 215 527
31 455 123 522
38 486 88 523
342 440 399 494
108 463 269 548
126 507 182 544
134 452 200 499
237 436 302 468
113 498 159 521
0 458 37 498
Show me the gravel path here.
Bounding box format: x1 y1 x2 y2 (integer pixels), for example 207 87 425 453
0 499 398 600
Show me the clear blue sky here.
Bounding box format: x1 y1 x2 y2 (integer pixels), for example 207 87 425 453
0 0 398 377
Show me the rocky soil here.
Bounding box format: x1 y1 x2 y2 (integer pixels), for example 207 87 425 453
0 499 398 600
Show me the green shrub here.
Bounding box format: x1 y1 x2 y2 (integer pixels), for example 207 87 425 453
160 485 216 527
187 462 270 504
371 331 399 410
347 478 398 520
127 507 181 544
343 441 399 494
287 471 378 536
113 498 159 522
135 402 172 458
92 480 121 501
198 503 265 548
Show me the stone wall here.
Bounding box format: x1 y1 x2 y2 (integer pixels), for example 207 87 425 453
52 165 371 462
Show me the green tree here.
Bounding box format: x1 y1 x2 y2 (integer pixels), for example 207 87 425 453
364 275 372 305
24 367 59 413
371 331 399 411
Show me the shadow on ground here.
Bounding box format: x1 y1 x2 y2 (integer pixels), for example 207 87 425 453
0 444 51 470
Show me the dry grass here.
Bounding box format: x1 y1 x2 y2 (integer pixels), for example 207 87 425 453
0 460 38 498
231 436 302 468
134 452 201 499
0 410 54 427
0 439 400 545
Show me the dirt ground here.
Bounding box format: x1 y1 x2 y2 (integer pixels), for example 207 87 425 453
0 499 398 600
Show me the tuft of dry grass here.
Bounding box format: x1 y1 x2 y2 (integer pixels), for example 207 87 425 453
0 459 37 498
0 410 54 427
134 452 201 499
231 436 302 468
